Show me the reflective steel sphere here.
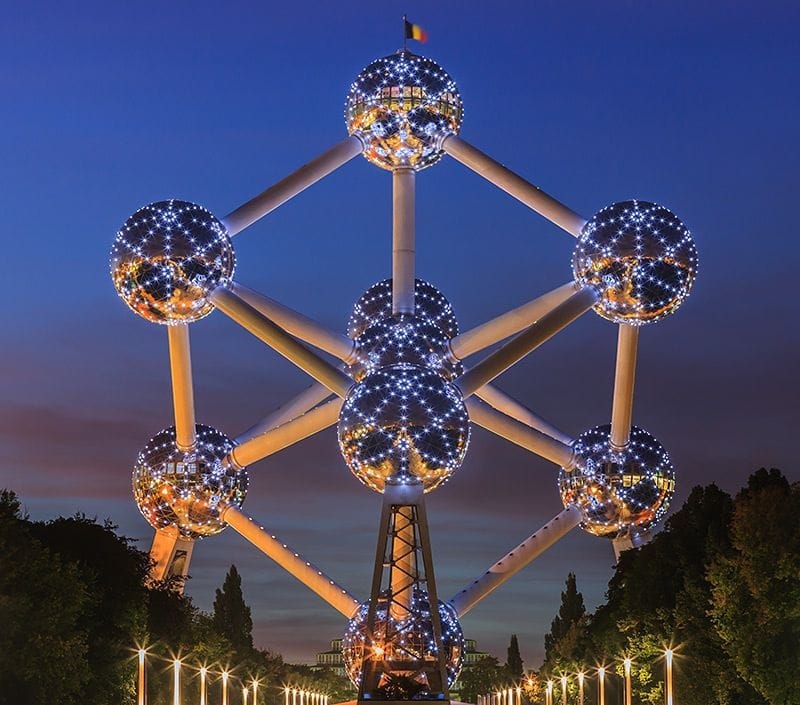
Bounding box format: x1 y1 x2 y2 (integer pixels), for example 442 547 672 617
111 199 235 324
338 364 470 493
342 588 464 690
559 424 675 539
354 316 461 381
573 200 697 325
132 424 247 539
345 50 463 171
348 279 459 340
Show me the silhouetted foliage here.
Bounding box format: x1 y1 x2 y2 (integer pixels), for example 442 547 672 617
506 634 524 679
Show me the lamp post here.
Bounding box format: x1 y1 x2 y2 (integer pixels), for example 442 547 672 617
200 667 207 705
598 667 605 705
252 679 259 705
172 659 181 705
516 686 521 705
623 659 632 705
137 649 146 705
546 680 553 705
222 671 229 705
560 676 567 705
665 650 674 705
578 672 584 705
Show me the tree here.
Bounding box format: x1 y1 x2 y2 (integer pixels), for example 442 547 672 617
709 469 800 705
457 656 510 704
0 490 91 705
213 565 254 657
544 573 585 663
506 634 524 679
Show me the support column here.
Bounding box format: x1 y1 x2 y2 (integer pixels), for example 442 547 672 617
167 325 196 452
609 325 639 450
392 168 416 315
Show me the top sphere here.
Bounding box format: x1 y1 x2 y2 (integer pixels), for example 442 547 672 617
111 199 235 325
348 278 459 340
345 51 463 171
573 200 697 325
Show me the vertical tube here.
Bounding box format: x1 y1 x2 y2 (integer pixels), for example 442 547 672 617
561 676 567 705
200 668 207 705
284 687 289 705
392 168 415 315
516 686 521 705
610 325 639 449
292 688 297 705
167 325 196 451
137 650 146 705
578 672 584 705
222 672 229 705
252 681 258 705
390 506 415 620
243 686 249 705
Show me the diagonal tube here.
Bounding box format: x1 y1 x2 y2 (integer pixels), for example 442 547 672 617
230 397 343 468
474 384 572 446
222 136 364 236
450 281 580 360
235 382 334 445
230 282 356 362
448 505 581 616
167 324 196 451
220 505 360 618
457 286 598 398
209 287 352 398
609 324 639 450
466 397 575 468
441 136 587 236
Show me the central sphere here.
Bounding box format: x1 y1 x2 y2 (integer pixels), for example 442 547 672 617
345 51 463 171
573 200 697 325
132 424 247 540
338 364 470 493
111 199 235 325
559 424 675 539
342 589 465 690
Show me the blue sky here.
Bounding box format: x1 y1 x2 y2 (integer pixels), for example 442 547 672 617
1 0 798 667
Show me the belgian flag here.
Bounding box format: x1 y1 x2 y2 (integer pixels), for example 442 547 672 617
404 19 428 43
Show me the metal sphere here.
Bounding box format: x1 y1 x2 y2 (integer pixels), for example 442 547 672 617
573 200 697 325
342 589 464 690
559 424 675 539
132 424 247 540
354 316 462 381
111 199 235 325
338 364 470 494
345 50 463 171
348 278 459 340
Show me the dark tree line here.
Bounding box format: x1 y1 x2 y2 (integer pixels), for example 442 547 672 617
0 490 353 705
539 469 799 705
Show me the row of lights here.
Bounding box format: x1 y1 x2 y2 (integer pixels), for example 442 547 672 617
136 648 276 705
541 650 675 705
478 650 675 705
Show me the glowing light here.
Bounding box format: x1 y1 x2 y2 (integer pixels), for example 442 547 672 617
598 667 605 705
132 424 248 539
578 671 585 705
338 364 470 493
560 675 567 705
222 671 229 705
243 686 249 705
559 424 675 538
173 659 181 705
665 649 674 705
111 199 235 325
345 50 462 171
341 588 464 688
200 667 207 705
137 649 146 705
623 659 632 705
573 200 697 325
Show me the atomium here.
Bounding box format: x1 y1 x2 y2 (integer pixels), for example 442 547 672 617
573 200 697 325
558 424 675 539
133 424 247 540
342 589 464 690
348 278 459 340
111 199 235 325
338 364 470 493
112 40 698 699
345 50 463 171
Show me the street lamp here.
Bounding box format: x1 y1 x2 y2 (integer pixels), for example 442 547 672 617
560 676 567 705
578 672 584 705
546 680 553 705
252 678 259 705
598 667 605 705
665 649 674 705
222 671 229 705
137 649 146 705
623 659 632 705
172 659 181 705
200 667 207 705
243 685 249 705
